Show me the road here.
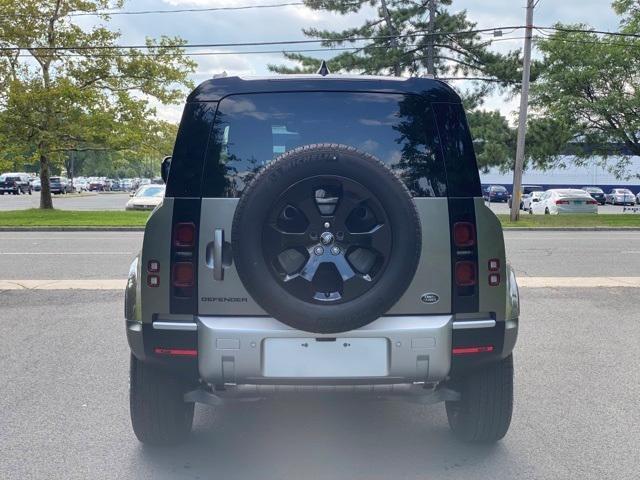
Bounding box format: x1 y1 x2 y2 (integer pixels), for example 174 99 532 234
1 231 639 479
0 192 130 211
1 230 639 279
1 192 638 213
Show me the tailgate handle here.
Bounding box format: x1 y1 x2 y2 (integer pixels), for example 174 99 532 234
213 228 225 281
206 228 232 281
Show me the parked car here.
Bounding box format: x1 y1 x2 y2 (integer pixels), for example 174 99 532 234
32 178 41 192
522 190 544 212
581 186 606 205
637 191 640 205
125 184 165 210
606 188 635 206
482 184 509 202
50 176 73 194
125 74 520 446
88 180 105 191
508 184 544 209
0 173 32 195
530 189 598 215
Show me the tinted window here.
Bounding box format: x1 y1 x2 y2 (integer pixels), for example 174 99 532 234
432 103 482 197
201 92 449 198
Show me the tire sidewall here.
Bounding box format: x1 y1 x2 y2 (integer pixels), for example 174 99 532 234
232 145 421 334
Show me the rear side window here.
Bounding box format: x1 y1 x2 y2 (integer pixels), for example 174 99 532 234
201 92 449 198
432 103 482 197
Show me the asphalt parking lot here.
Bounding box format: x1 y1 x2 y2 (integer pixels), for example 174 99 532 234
1 231 639 479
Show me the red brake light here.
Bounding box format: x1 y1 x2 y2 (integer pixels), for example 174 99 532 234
555 199 569 205
455 261 476 286
174 222 195 247
587 200 597 205
453 222 475 247
172 262 194 287
453 345 494 355
154 348 197 357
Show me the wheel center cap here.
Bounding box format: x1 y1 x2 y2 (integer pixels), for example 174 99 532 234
320 231 334 245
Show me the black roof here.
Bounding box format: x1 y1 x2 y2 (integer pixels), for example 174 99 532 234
187 74 461 103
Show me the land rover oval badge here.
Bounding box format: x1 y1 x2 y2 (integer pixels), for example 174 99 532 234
421 293 440 304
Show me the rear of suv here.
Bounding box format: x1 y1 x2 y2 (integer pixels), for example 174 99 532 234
125 75 520 446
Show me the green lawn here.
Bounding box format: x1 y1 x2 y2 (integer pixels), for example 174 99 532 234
498 214 640 228
0 209 149 226
1 209 640 228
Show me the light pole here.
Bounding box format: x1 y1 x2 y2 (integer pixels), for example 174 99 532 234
510 0 535 221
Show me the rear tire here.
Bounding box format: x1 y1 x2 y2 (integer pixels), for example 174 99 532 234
129 354 194 445
445 355 514 443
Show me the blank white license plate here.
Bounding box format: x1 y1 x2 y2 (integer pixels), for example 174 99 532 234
263 338 389 378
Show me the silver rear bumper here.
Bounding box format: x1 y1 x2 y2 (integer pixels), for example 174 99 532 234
196 315 453 385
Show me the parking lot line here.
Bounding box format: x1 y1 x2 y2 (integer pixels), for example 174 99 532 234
2 277 640 291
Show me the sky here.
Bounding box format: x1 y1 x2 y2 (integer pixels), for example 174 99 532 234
100 0 622 122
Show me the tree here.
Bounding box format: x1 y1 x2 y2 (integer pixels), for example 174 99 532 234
527 0 640 177
269 0 523 85
268 0 527 172
529 17 640 178
0 0 195 208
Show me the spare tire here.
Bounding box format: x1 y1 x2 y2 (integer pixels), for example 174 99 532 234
232 144 421 334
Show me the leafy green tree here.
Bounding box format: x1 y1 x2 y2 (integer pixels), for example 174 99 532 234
529 15 640 178
269 0 522 85
268 0 526 171
0 0 195 208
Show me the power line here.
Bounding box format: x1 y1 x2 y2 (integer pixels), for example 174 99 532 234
0 1 363 18
540 25 640 39
0 25 525 53
6 35 527 59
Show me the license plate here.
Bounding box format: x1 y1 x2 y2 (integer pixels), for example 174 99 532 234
263 338 388 378
574 200 584 204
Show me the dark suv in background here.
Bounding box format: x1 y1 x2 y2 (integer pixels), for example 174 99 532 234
483 184 509 202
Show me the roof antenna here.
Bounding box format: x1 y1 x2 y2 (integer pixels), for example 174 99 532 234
317 60 330 76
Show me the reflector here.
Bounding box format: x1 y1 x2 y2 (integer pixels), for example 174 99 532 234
452 345 494 355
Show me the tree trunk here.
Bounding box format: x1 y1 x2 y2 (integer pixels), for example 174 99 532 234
39 153 53 209
426 0 436 75
380 0 401 76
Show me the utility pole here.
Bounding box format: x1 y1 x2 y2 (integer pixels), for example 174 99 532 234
510 0 535 222
426 0 436 75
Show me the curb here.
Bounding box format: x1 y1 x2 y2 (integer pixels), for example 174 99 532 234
0 227 145 231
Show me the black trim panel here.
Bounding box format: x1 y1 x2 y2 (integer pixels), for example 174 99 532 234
448 197 479 313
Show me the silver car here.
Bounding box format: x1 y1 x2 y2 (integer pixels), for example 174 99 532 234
125 75 519 446
606 188 635 206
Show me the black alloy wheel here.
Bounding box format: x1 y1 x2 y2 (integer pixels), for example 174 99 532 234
262 175 392 305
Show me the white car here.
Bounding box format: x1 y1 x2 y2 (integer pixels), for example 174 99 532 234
606 188 635 206
522 191 544 212
530 189 598 215
125 184 165 211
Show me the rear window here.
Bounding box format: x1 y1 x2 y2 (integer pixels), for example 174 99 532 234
200 92 480 198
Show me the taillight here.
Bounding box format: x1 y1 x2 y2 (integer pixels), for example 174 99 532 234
555 199 569 205
172 262 194 288
453 345 494 355
455 261 476 286
453 222 475 247
154 347 197 357
174 222 195 247
488 258 500 271
587 200 597 205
